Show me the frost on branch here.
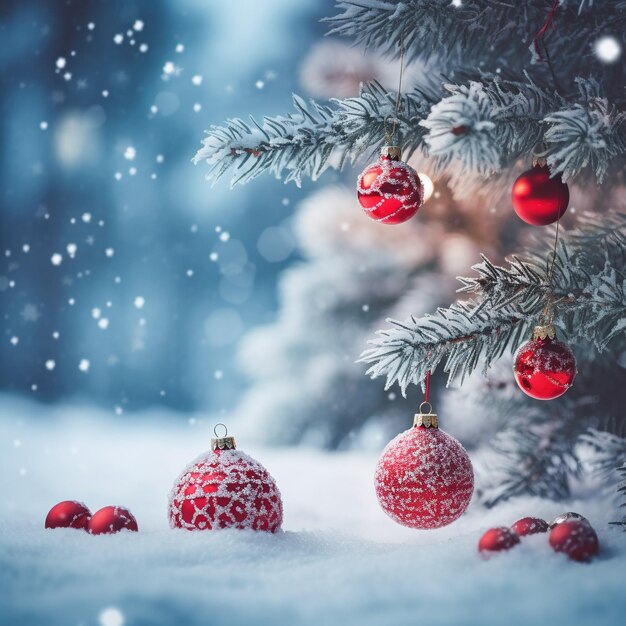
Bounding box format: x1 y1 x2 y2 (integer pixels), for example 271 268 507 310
360 212 626 394
193 82 434 187
195 77 624 189
326 0 626 71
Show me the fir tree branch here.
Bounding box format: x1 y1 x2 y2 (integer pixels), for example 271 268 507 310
360 212 626 393
326 0 626 70
195 78 625 187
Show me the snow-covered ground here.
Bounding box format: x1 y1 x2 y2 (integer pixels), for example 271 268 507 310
1 395 625 626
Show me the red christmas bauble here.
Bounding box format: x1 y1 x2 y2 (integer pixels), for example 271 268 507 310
549 520 599 562
512 164 569 226
88 506 138 535
478 527 520 553
514 335 577 400
169 447 283 532
375 425 474 529
511 516 549 536
549 511 589 529
357 153 423 224
45 500 91 530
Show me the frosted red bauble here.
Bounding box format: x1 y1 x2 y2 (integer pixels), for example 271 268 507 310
357 155 423 224
169 448 283 532
374 425 474 529
514 336 577 400
478 527 520 553
549 520 599 562
45 500 91 530
512 164 569 226
512 516 549 536
88 506 138 535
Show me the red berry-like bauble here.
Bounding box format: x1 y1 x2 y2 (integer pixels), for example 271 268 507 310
478 527 520 553
169 426 282 532
357 146 423 224
88 506 138 535
549 511 589 529
511 516 549 536
514 325 577 400
512 164 569 226
549 520 599 562
45 500 91 530
375 408 474 529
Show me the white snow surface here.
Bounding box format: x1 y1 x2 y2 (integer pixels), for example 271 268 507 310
1 396 625 626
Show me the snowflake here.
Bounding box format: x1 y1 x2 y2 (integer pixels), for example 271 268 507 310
21 304 41 322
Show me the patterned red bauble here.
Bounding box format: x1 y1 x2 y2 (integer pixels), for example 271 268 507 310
88 506 138 535
514 325 577 400
357 146 423 224
512 164 569 226
169 426 282 532
478 527 520 553
512 516 549 536
549 520 599 562
45 500 91 530
375 406 474 529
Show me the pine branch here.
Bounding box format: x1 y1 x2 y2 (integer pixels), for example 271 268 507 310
195 78 625 187
482 420 582 508
192 82 435 187
360 212 626 393
326 1 626 71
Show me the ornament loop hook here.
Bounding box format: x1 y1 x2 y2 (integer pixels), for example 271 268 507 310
213 423 228 438
419 401 433 415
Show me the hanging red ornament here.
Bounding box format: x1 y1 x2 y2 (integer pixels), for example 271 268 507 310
169 424 283 532
88 506 138 535
549 520 599 562
478 527 520 553
375 401 474 529
513 324 577 400
512 163 569 226
45 500 91 530
511 516 549 536
357 146 423 224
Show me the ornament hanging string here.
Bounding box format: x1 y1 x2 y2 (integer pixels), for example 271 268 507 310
533 0 559 62
424 369 431 403
384 32 405 145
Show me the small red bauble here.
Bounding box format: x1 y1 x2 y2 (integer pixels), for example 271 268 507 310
512 164 569 226
45 500 91 530
514 325 577 400
88 506 138 535
169 426 282 532
549 520 599 562
478 527 520 553
375 408 474 529
357 146 423 224
511 516 549 536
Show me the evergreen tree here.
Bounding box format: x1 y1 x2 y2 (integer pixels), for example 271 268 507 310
195 1 626 517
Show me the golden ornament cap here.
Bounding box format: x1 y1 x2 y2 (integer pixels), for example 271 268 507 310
413 402 439 429
532 156 548 168
211 423 236 450
533 324 556 341
380 145 401 160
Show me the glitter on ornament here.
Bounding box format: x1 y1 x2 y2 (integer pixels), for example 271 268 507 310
374 401 474 529
169 424 282 532
357 147 423 224
514 324 577 400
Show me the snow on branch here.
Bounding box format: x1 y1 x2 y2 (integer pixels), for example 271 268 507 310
326 0 626 67
193 82 435 187
195 77 624 188
360 212 626 394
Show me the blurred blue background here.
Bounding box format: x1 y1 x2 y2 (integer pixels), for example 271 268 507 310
0 0 330 414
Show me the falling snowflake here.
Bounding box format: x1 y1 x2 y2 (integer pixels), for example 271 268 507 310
21 304 41 322
51 253 62 265
113 34 124 45
99 607 125 626
133 20 144 32
134 296 145 309
78 359 90 372
191 75 203 86
56 57 66 69
45 360 56 371
123 146 136 161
